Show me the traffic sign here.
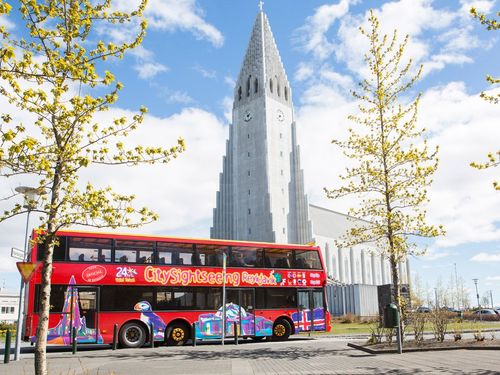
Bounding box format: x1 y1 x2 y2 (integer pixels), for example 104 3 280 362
16 262 37 283
11 247 24 260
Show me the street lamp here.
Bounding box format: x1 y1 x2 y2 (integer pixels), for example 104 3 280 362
473 278 481 321
14 186 40 361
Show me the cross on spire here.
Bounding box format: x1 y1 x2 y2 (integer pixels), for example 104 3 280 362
258 1 264 12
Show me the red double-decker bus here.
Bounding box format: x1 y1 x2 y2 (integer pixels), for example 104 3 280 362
24 230 330 347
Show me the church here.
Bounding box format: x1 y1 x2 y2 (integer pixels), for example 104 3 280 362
210 7 409 290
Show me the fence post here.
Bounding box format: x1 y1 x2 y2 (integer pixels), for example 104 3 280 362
150 323 154 348
3 330 11 364
234 322 238 345
72 327 77 354
112 324 118 350
192 323 196 347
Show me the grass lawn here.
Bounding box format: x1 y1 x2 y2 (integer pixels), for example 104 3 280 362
303 320 500 336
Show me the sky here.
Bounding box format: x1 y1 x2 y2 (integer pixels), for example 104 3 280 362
0 0 499 308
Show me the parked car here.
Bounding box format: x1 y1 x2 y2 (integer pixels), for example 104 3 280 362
473 309 498 315
416 306 431 313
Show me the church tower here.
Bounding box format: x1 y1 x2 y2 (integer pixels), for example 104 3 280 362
211 7 312 244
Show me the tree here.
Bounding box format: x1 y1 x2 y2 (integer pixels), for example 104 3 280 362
0 1 185 374
324 11 444 330
469 7 499 190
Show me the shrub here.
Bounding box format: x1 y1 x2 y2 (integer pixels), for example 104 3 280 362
367 316 385 345
340 312 360 324
430 308 449 342
409 311 426 344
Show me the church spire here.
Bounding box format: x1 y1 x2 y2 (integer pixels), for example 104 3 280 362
234 7 291 108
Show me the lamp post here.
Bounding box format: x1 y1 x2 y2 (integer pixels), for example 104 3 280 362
473 278 481 321
434 287 439 309
14 186 40 361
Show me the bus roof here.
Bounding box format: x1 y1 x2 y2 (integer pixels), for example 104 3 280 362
46 229 320 251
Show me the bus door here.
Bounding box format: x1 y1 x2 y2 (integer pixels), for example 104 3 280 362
296 290 326 332
72 286 100 344
225 288 255 336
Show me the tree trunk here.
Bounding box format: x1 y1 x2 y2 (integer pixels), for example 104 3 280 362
34 166 62 375
390 254 403 338
34 233 55 375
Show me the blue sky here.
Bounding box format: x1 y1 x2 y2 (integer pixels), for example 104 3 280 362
1 0 499 308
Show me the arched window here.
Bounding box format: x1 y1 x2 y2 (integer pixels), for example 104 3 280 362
246 75 251 97
269 78 273 93
238 86 242 101
284 87 288 101
254 78 258 93
277 77 280 97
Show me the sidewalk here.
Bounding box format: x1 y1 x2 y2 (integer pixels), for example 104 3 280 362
2 336 499 375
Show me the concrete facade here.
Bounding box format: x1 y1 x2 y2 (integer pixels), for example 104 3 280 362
310 204 409 286
211 10 312 244
211 9 409 288
0 288 19 323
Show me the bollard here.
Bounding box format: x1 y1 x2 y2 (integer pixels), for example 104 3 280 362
234 322 238 345
112 324 118 350
192 322 196 347
150 323 154 348
3 330 11 364
72 327 77 354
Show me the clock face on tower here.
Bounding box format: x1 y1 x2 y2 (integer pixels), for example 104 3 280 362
276 109 284 122
244 110 252 122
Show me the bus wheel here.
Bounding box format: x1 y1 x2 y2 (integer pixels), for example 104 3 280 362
166 323 189 346
272 319 291 341
120 322 147 348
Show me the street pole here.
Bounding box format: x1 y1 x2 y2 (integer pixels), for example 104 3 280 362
454 263 459 309
490 290 494 309
221 251 226 346
434 287 438 309
14 209 31 361
13 186 39 361
473 278 481 321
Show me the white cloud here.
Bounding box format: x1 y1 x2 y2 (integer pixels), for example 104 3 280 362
0 14 14 31
146 0 224 48
297 0 491 82
98 0 223 81
295 62 314 82
135 61 169 79
471 253 500 262
294 0 358 61
193 65 216 79
224 76 235 87
0 105 228 278
295 76 500 250
221 96 232 123
486 276 500 281
420 248 451 261
168 91 193 104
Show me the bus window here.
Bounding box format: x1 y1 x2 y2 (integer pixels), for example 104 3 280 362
157 242 194 266
265 288 297 308
313 289 324 309
294 250 322 269
196 245 227 267
68 237 112 262
228 247 263 267
115 240 154 264
100 286 153 311
156 287 195 310
37 236 67 261
264 249 294 269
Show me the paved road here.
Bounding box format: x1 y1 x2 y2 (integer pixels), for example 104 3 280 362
2 337 500 375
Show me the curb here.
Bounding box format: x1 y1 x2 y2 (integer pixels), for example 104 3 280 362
347 342 500 354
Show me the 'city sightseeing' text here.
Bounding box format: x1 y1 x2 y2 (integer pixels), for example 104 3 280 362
144 266 277 287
